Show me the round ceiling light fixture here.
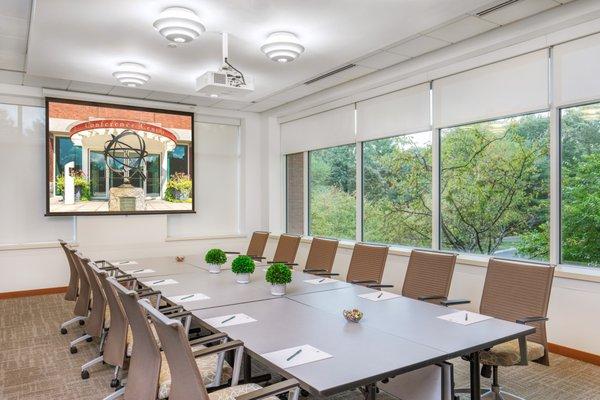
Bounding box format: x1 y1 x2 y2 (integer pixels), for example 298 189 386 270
153 7 205 43
260 31 305 63
112 62 151 87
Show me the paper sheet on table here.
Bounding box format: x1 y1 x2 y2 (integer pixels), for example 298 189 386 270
144 278 178 287
204 313 257 328
437 311 492 325
304 278 337 285
111 260 138 266
358 291 401 302
124 268 155 275
261 344 332 368
170 293 210 303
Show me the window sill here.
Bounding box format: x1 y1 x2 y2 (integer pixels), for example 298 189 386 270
0 241 78 252
275 234 600 284
165 234 246 242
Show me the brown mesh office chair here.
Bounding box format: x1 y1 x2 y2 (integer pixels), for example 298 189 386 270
452 258 554 400
59 239 78 302
139 298 300 400
67 252 94 352
59 243 87 335
226 231 270 261
267 234 301 266
318 243 391 288
302 237 339 275
109 277 232 400
401 249 457 305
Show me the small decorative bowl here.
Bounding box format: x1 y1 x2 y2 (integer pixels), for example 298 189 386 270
176 256 185 262
343 308 363 323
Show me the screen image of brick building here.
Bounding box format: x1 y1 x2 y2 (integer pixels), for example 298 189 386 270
47 100 193 213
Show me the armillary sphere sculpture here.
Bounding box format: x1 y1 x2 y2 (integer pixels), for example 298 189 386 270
103 129 149 186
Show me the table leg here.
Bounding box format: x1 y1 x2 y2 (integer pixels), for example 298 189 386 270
469 351 481 400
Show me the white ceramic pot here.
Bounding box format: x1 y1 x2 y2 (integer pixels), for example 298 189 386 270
208 264 221 274
270 284 286 296
236 273 250 284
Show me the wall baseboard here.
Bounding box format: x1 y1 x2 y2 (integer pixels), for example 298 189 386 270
548 342 600 366
0 286 67 300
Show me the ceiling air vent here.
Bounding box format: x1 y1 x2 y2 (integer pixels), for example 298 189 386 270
304 64 356 85
476 0 522 17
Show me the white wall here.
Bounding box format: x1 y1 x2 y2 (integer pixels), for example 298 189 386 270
0 86 268 292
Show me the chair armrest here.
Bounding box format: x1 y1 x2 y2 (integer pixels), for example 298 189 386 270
417 295 447 301
225 251 241 255
159 305 183 315
189 332 228 347
367 284 394 289
168 311 192 320
351 280 378 285
266 261 298 266
100 266 120 271
250 256 266 261
313 272 340 277
192 339 244 358
117 276 136 283
516 316 548 324
138 290 161 298
303 269 327 273
235 379 300 400
440 299 471 307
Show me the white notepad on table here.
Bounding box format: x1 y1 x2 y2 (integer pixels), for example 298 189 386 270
204 313 256 328
358 291 401 302
304 278 337 285
261 345 332 368
111 260 138 266
124 268 155 275
437 311 492 325
144 278 178 287
170 293 210 303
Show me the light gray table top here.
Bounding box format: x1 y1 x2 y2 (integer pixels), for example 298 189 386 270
192 297 447 396
140 269 351 311
287 285 535 357
183 253 238 271
110 256 202 278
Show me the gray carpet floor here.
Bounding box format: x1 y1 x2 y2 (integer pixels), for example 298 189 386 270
1 294 599 399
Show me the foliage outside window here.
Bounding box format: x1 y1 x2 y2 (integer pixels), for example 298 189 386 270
55 170 91 201
558 103 600 267
440 112 550 260
165 172 192 203
362 132 432 247
309 144 356 240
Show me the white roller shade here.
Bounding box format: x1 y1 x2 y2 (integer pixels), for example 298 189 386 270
357 83 431 141
554 33 600 107
433 50 549 127
167 122 239 237
280 105 355 154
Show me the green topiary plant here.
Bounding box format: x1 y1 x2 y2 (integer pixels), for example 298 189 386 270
231 255 255 274
204 248 227 265
265 263 292 285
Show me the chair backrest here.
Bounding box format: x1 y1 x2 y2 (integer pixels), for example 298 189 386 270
480 258 555 365
246 231 269 258
304 237 339 273
272 234 301 264
109 278 162 400
85 261 108 338
98 268 129 368
59 240 78 301
72 251 91 317
139 300 210 400
346 243 389 284
401 249 457 303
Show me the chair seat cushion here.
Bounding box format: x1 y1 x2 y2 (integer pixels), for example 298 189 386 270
480 339 545 366
158 349 233 399
208 383 279 400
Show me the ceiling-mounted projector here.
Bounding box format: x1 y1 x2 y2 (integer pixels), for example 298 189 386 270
196 32 254 97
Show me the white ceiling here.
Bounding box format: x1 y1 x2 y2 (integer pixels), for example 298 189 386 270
0 0 573 111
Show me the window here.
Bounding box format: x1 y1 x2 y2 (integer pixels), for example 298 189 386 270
560 102 600 267
168 144 189 177
55 135 82 184
440 112 549 259
286 153 304 235
309 144 356 240
362 132 432 247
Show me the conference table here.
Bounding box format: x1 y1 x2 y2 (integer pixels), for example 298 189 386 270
119 254 534 400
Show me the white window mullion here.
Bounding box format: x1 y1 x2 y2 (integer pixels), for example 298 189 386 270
355 141 363 243
549 47 560 266
432 128 441 250
303 151 309 237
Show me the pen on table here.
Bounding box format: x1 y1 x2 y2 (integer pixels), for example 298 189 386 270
377 292 383 298
180 294 194 300
151 279 165 285
131 269 144 273
221 315 236 324
318 278 325 283
286 348 302 362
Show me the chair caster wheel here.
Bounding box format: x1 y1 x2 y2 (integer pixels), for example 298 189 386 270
110 379 120 388
81 370 90 380
70 346 78 354
79 320 85 326
86 337 93 342
60 328 67 335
